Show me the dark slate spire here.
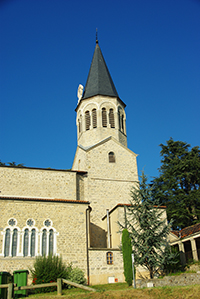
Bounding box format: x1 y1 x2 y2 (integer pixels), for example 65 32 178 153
82 42 119 99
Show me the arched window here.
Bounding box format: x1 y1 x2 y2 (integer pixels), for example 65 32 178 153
31 229 36 257
23 228 29 257
118 107 125 133
49 229 54 255
42 229 47 256
85 111 90 130
106 252 113 265
102 108 107 127
12 229 18 257
121 114 124 133
78 114 82 133
78 119 81 133
4 228 10 257
22 219 37 257
2 218 19 257
109 109 115 128
92 109 97 128
108 152 115 163
40 219 57 256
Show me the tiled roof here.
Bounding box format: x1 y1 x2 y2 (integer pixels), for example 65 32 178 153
171 230 179 237
0 196 90 204
172 223 200 239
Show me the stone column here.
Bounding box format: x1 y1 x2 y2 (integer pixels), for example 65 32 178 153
178 242 186 265
190 238 198 261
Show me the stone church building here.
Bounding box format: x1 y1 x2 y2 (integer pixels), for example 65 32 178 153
0 40 141 285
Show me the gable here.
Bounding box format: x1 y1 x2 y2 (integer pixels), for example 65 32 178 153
73 137 138 181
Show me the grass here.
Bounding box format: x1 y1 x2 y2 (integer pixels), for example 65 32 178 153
26 283 200 299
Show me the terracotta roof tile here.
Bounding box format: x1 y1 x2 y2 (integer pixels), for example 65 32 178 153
171 223 200 239
180 223 200 238
0 196 90 204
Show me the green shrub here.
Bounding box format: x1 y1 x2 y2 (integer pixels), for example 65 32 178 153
68 267 86 288
30 255 86 293
162 246 182 274
30 255 71 293
122 229 133 286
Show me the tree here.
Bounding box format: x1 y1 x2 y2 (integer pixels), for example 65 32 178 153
119 172 172 279
151 138 200 229
122 229 133 286
0 160 24 167
8 161 24 167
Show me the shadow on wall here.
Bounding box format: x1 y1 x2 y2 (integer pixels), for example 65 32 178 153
90 223 107 248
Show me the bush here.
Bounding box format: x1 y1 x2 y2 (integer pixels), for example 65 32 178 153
30 255 86 293
68 267 86 288
162 246 182 274
30 255 71 293
122 229 133 286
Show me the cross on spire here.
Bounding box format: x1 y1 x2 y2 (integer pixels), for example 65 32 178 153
96 28 98 44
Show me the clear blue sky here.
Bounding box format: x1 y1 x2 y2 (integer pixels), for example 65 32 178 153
1 0 200 181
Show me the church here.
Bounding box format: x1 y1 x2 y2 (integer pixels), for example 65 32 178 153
0 39 148 285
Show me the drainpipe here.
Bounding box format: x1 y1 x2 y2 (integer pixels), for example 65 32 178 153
107 209 111 248
86 207 90 285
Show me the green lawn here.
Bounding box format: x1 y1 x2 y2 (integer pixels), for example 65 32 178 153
26 283 200 299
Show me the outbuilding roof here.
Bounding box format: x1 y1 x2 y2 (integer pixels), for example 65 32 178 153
171 222 200 239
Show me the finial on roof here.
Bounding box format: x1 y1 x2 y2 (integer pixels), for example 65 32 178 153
96 28 98 44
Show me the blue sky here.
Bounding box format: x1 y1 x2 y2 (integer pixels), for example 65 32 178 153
1 0 200 181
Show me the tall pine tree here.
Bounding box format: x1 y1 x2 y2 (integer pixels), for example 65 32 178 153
120 172 172 279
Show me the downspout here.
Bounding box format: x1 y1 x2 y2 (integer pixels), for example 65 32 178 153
86 206 90 285
107 209 111 248
124 206 127 229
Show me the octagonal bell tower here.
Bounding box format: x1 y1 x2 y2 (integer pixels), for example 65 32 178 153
75 39 127 148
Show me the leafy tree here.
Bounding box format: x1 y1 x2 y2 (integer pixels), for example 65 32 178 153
151 138 200 229
122 229 133 286
119 172 172 279
8 161 24 167
0 160 24 167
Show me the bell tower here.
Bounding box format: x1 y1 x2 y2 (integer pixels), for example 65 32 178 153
75 40 127 148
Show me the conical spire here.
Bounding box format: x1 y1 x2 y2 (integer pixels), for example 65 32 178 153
82 42 119 99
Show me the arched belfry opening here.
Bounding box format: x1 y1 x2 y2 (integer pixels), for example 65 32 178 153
75 41 127 148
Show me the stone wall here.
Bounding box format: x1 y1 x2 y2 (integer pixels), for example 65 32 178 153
88 248 125 285
73 138 138 225
0 166 80 200
137 273 200 288
0 199 89 275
